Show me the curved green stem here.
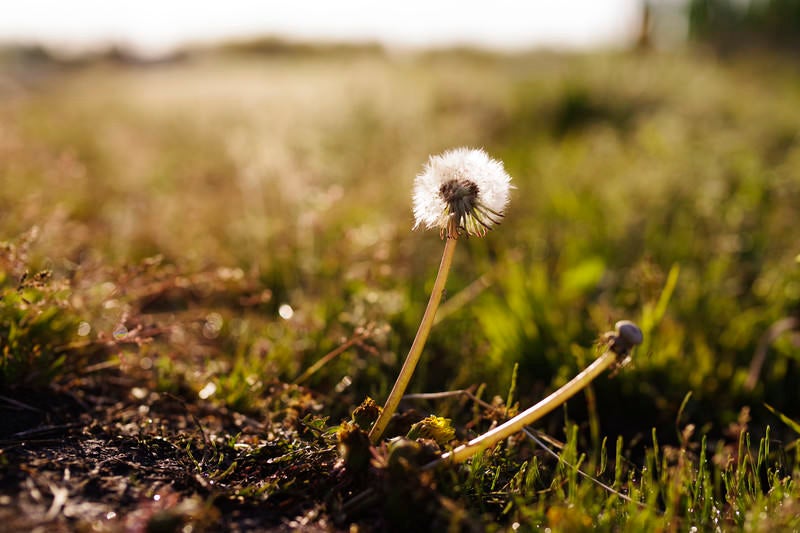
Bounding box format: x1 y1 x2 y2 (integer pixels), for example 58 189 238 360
369 236 458 443
428 350 618 466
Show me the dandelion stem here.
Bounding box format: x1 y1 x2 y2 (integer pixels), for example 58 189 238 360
427 350 619 466
369 234 458 443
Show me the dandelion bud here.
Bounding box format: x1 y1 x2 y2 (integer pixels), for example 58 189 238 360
406 415 456 446
612 320 644 357
351 396 382 430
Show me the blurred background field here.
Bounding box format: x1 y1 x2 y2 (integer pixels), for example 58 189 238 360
3 41 799 430
2 1 800 529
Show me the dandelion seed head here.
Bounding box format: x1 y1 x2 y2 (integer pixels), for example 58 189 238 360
413 147 512 238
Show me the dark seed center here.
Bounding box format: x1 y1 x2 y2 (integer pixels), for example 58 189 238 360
439 179 479 208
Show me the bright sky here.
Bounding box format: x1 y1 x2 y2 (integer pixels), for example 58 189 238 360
0 1 642 55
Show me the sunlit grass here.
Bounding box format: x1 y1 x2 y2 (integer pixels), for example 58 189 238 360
1 46 800 529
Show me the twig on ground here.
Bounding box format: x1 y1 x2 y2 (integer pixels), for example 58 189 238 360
10 422 83 439
0 395 43 413
294 328 372 385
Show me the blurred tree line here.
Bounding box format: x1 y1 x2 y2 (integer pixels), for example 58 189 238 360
687 0 800 52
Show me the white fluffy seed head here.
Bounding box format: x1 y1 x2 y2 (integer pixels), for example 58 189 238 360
412 147 512 239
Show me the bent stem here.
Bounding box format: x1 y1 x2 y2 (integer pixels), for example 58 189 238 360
369 234 458 443
427 350 618 467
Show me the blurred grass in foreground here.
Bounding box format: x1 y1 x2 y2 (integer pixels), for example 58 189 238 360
1 43 800 529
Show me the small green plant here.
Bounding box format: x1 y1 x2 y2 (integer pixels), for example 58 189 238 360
369 148 512 442
0 230 83 386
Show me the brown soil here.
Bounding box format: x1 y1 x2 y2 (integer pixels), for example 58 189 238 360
0 373 349 532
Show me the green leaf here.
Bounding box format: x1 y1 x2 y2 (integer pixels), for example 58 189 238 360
764 403 800 435
559 257 605 299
